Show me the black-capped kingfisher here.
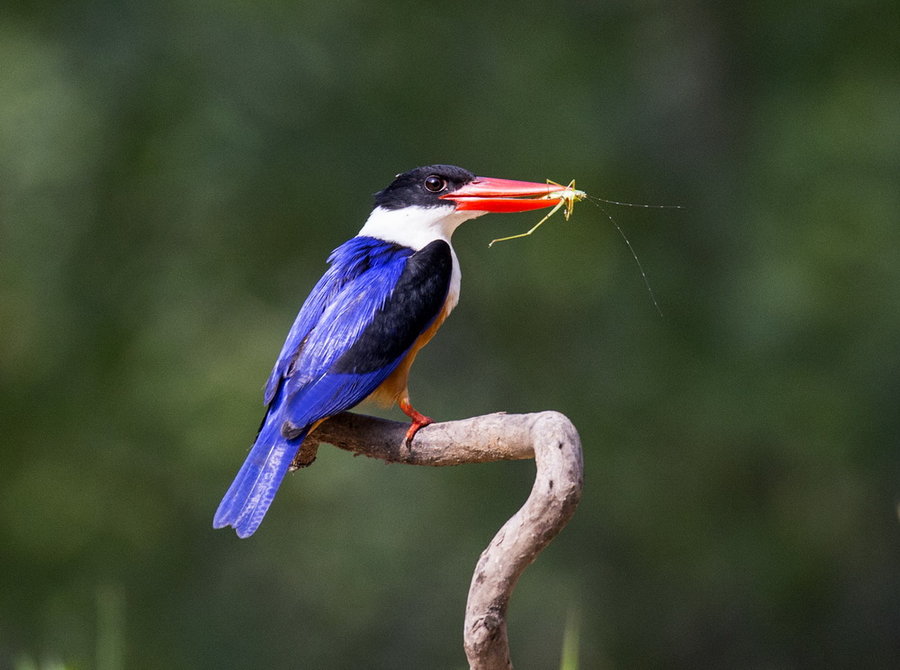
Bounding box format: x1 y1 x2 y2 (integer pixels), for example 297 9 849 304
214 164 568 537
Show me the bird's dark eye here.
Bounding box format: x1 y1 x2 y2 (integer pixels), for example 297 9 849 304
424 175 447 193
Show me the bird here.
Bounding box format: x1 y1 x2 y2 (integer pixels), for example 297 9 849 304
213 164 568 537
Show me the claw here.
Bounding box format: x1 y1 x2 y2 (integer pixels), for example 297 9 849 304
399 398 433 446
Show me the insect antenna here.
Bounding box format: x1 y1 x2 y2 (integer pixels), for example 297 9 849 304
585 195 684 210
584 196 667 317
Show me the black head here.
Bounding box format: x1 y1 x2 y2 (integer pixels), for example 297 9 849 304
373 165 476 210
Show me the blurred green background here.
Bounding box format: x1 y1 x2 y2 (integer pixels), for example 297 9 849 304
2 1 898 668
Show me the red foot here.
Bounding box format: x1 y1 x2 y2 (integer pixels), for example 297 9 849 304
399 398 433 446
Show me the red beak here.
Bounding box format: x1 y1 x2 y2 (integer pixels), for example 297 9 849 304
441 176 565 213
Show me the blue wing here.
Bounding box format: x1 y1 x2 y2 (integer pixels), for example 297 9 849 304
214 237 452 537
262 237 411 406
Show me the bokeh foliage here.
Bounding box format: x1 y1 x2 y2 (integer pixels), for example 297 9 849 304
2 1 898 667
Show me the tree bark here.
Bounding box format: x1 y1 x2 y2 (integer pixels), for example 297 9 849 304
300 410 584 670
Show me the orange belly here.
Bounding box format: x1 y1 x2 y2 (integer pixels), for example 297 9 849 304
366 298 453 407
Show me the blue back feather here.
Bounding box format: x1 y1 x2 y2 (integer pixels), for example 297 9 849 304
215 237 417 537
263 237 412 404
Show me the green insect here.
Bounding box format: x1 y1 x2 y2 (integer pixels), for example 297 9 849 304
488 179 587 247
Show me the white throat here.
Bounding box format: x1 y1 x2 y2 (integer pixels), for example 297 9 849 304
356 205 486 250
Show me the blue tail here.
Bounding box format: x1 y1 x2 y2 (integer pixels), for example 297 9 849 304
213 412 310 538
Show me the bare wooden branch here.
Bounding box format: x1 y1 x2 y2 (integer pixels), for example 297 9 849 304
303 410 584 670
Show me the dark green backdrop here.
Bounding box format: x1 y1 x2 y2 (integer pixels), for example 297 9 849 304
2 1 898 668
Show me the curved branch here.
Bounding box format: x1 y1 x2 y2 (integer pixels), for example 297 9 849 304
304 410 584 670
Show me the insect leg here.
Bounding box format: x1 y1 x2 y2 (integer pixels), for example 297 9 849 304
488 198 566 247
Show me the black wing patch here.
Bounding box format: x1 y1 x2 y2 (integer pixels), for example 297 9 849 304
331 239 453 374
